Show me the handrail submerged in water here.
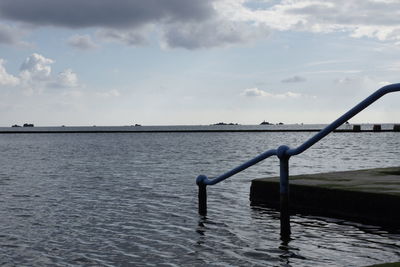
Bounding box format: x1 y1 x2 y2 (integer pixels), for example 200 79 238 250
196 83 400 216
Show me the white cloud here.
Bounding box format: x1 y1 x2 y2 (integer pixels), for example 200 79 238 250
67 34 98 50
20 53 54 81
216 0 400 42
242 87 271 97
18 54 85 92
241 88 302 98
0 53 127 99
0 53 83 94
0 59 19 86
55 69 79 88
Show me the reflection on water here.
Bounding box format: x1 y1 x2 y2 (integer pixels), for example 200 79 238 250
0 131 399 266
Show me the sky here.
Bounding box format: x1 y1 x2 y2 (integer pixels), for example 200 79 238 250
0 0 399 126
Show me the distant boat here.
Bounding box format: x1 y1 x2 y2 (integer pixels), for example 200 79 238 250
260 121 272 125
23 123 34 127
134 124 141 127
12 124 21 127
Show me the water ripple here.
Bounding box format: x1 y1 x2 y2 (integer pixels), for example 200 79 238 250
0 132 399 266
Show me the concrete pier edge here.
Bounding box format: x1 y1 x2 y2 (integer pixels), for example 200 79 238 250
250 167 400 228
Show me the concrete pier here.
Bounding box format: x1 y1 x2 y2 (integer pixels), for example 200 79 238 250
250 167 400 228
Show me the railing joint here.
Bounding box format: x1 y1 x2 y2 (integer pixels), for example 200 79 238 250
277 145 291 159
196 174 208 186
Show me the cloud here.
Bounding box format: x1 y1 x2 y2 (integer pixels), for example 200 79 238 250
242 87 271 97
20 53 54 81
0 59 19 86
55 69 79 88
96 28 148 46
0 53 127 98
216 0 400 42
0 0 269 49
0 0 215 29
241 88 302 99
281 75 306 83
162 19 267 49
0 23 27 46
3 0 400 49
0 53 82 94
67 34 98 50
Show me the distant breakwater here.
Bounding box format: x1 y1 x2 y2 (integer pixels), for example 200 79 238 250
0 128 399 134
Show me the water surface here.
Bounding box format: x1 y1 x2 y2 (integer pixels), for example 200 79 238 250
0 128 399 266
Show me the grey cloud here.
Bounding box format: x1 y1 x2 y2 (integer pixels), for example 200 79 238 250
96 29 148 46
95 19 264 49
0 23 24 45
162 20 269 49
0 0 216 29
287 1 400 27
67 34 98 50
0 0 273 49
281 76 306 83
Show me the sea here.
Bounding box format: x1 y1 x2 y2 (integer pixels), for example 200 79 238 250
0 124 399 266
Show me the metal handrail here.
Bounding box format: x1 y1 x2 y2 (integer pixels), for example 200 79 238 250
196 83 400 217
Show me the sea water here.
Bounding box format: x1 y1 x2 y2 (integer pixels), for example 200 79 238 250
0 127 399 266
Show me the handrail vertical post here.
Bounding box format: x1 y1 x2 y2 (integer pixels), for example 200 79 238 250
278 145 291 240
198 183 207 215
197 175 208 215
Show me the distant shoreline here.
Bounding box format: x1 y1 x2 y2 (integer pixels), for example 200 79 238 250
0 124 398 134
0 129 398 134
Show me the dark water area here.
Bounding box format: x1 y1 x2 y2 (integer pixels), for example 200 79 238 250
0 129 399 266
